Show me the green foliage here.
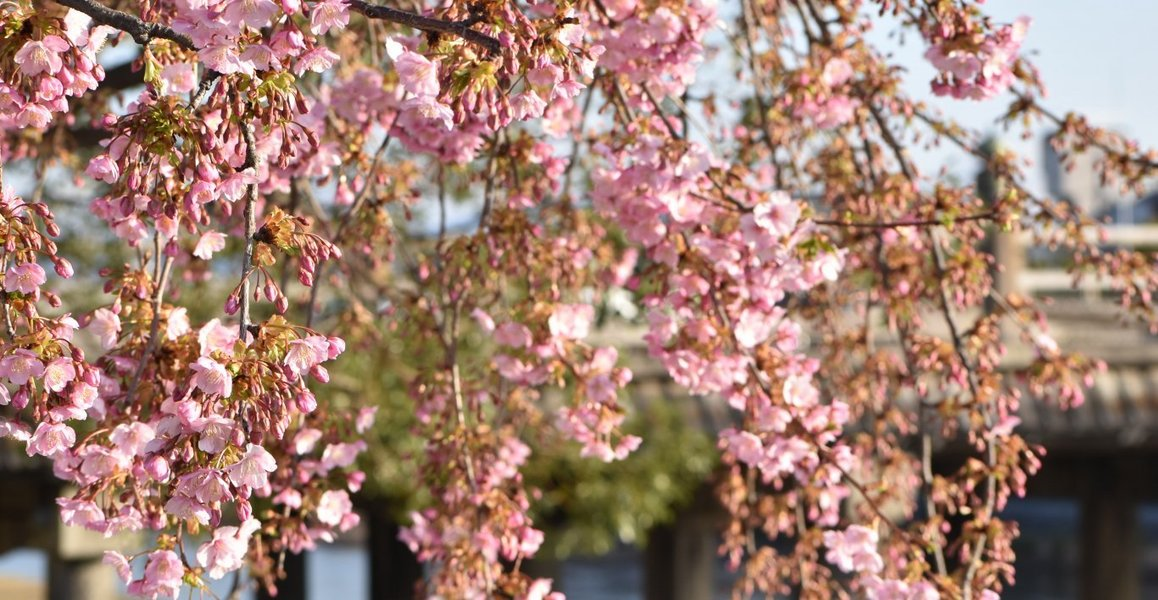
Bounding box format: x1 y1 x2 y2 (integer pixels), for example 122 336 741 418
521 397 717 558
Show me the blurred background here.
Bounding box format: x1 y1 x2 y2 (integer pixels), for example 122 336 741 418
3 1 1158 599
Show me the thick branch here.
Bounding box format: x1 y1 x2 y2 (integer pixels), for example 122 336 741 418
55 0 195 50
347 0 501 56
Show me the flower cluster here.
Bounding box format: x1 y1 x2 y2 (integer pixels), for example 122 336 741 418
925 16 1031 100
0 9 110 131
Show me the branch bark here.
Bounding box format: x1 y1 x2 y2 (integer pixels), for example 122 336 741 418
55 0 195 50
347 0 501 56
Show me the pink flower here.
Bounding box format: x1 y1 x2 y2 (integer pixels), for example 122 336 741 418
85 155 119 184
386 38 440 96
0 419 31 442
225 444 277 489
295 47 339 74
14 36 69 77
27 422 75 457
548 304 594 340
133 550 184 598
165 494 214 525
310 0 350 35
284 336 329 375
401 96 454 130
293 428 323 454
199 318 239 356
43 358 77 392
751 193 800 238
88 308 121 350
200 44 252 76
823 525 883 574
495 322 533 348
103 551 133 584
193 415 235 454
355 406 378 434
0 349 46 386
511 91 548 120
320 441 366 470
316 489 352 526
471 308 495 332
821 57 854 87
166 307 191 341
177 468 233 504
191 357 232 398
222 0 280 30
193 231 227 260
109 422 155 458
197 518 260 579
524 578 565 600
159 62 197 95
4 262 46 294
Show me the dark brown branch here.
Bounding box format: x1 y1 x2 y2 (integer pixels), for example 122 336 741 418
347 0 501 56
55 0 195 50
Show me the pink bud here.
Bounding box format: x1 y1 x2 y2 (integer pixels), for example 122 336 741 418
144 456 170 481
54 258 73 278
236 497 253 521
309 364 329 383
12 389 28 410
347 471 365 492
275 295 289 314
295 390 317 412
224 295 240 315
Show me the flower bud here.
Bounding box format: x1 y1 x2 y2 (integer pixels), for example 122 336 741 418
224 294 240 315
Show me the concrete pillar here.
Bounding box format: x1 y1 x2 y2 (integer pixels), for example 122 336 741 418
48 519 139 600
1080 458 1139 600
48 555 118 600
991 230 1025 300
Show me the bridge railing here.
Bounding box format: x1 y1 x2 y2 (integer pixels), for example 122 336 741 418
1008 223 1158 295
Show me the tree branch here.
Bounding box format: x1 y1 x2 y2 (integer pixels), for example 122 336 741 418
55 0 195 50
347 0 501 56
238 120 259 338
813 211 996 229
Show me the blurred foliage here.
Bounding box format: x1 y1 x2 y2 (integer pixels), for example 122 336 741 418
34 154 719 558
522 396 717 558
326 308 718 554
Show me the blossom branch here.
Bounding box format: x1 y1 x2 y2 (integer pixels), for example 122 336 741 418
928 229 997 600
54 0 196 50
124 248 174 407
347 0 501 56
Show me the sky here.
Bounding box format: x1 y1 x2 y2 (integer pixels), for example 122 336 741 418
871 0 1158 198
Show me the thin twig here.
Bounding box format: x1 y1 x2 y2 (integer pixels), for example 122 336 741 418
124 255 174 410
